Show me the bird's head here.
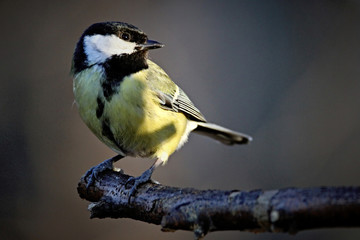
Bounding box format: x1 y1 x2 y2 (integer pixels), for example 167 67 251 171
72 22 163 74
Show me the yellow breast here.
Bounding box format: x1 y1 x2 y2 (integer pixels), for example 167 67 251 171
73 65 188 163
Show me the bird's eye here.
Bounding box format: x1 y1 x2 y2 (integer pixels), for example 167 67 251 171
121 32 131 41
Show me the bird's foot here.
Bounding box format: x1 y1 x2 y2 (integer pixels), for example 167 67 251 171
124 167 154 203
84 155 123 188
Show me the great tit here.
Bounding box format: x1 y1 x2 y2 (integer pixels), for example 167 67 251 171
71 21 252 197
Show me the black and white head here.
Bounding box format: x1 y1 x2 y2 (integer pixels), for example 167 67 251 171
71 22 163 75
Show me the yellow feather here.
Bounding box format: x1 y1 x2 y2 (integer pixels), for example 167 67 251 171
73 62 188 163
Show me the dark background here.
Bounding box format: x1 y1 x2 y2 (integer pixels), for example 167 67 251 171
1 0 360 239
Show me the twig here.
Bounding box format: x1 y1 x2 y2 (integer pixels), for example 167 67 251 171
77 170 360 239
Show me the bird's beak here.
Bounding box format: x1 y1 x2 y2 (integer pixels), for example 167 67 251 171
136 39 164 51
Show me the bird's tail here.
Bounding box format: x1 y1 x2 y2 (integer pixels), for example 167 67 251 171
193 122 252 145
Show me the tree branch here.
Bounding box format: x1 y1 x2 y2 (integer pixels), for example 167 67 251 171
77 170 360 239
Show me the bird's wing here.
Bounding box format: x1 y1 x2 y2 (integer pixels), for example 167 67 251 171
146 60 207 122
157 87 207 122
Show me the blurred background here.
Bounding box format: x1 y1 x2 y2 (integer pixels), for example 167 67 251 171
1 0 360 239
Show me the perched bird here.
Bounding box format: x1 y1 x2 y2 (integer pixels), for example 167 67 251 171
71 21 252 196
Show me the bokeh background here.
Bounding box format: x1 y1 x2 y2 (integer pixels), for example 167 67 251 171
1 0 360 239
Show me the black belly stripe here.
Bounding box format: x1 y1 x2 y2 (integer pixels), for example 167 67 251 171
101 118 117 145
102 51 149 101
101 81 120 102
96 97 105 118
101 118 127 154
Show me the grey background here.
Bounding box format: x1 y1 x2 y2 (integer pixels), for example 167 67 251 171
1 0 360 239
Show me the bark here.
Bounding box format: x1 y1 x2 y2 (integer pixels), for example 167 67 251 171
78 170 360 239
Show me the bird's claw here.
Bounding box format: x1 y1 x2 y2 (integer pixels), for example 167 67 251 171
123 168 154 203
84 155 124 189
84 158 115 188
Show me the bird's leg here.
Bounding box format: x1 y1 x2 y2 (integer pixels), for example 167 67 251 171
84 154 124 188
125 158 163 201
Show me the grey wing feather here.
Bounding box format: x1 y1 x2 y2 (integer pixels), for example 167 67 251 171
157 91 175 111
194 122 252 145
157 87 207 122
157 88 253 145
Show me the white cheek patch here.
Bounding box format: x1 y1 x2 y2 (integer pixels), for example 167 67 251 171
83 34 137 65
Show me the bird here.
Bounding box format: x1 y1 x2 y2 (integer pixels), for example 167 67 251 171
71 21 252 198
